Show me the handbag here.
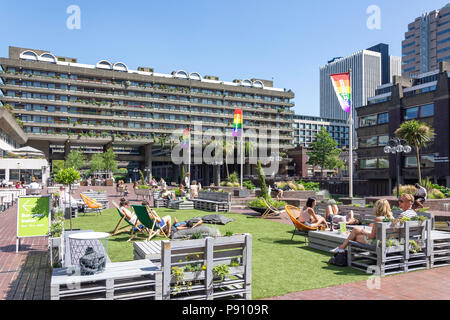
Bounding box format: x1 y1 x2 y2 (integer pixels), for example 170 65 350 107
328 250 347 267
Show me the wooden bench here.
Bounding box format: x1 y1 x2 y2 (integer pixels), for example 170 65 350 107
430 230 450 268
51 260 162 300
134 241 162 263
347 220 432 276
192 191 231 212
170 200 194 210
160 234 252 300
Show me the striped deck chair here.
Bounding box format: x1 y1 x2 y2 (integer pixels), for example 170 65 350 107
261 198 284 219
80 193 103 215
110 201 146 237
130 205 169 242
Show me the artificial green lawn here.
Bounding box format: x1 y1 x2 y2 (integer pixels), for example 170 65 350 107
65 208 370 299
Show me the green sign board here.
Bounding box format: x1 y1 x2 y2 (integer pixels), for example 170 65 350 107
17 196 51 238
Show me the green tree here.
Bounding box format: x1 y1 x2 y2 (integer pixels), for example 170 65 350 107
395 120 435 183
90 153 105 174
55 167 80 230
256 160 269 200
65 150 86 171
52 160 65 174
102 148 118 179
307 128 344 177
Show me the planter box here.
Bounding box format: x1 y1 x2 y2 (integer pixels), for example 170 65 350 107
105 179 114 186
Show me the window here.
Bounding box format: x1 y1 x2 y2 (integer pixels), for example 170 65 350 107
420 103 434 117
404 107 418 120
378 135 389 146
377 113 389 124
359 136 378 148
360 158 378 169
378 158 389 169
360 115 377 127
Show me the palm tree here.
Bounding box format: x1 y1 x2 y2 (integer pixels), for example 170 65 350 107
223 140 235 180
395 120 435 183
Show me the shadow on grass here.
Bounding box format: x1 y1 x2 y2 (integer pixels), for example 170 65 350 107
321 264 368 276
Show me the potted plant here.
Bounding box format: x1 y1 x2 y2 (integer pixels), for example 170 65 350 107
54 167 80 230
49 210 64 248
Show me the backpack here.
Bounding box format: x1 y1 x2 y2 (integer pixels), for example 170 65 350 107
328 250 347 267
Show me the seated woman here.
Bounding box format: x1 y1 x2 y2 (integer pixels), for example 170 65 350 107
190 180 199 198
119 198 144 230
141 201 172 236
330 199 393 253
296 197 328 229
325 204 360 228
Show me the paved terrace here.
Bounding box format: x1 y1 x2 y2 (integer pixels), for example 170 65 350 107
0 184 449 300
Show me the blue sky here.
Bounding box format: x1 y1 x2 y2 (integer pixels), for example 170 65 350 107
1 0 447 116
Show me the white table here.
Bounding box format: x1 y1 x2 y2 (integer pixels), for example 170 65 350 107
68 232 110 266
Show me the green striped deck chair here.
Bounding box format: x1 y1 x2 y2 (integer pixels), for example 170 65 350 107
131 205 168 241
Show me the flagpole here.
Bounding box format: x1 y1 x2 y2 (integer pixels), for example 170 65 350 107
188 126 191 177
240 132 244 189
348 69 353 199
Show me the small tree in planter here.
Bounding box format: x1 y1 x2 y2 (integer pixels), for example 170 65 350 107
55 167 80 230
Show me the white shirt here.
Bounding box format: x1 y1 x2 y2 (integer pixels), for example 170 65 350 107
400 209 417 218
184 176 190 188
29 182 40 189
417 186 427 199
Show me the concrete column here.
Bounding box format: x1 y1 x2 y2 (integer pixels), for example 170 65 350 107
213 165 220 187
64 140 71 159
446 176 450 188
203 165 210 186
144 144 152 180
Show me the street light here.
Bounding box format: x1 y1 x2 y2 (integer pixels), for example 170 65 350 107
143 167 152 182
384 138 412 197
132 168 139 182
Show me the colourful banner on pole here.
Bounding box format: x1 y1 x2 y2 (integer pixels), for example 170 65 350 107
330 72 351 113
181 128 190 149
232 109 243 137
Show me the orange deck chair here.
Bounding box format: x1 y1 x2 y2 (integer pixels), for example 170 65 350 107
80 193 103 215
284 205 324 244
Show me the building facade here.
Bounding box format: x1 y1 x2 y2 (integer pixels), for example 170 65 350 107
293 115 349 149
402 4 450 76
0 108 50 184
356 62 450 196
0 46 295 184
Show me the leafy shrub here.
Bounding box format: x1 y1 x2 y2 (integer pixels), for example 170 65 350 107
248 197 287 208
229 172 239 183
429 189 445 199
243 180 255 190
138 185 150 189
394 185 417 197
298 180 320 191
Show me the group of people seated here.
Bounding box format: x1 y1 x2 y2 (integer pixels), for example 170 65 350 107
118 198 202 238
293 193 421 254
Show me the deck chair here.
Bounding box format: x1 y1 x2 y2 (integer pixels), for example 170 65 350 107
110 201 146 237
80 193 103 215
130 205 169 242
261 198 284 219
285 205 325 244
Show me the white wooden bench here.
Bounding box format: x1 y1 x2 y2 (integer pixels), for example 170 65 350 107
192 191 231 212
51 260 162 300
134 241 162 263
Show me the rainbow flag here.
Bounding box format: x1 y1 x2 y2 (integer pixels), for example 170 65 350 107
330 72 351 113
232 109 243 137
181 128 190 149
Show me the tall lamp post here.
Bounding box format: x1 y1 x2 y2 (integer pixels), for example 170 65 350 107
132 168 139 183
384 138 412 197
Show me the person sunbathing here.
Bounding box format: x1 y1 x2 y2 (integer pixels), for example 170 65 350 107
141 201 172 236
324 204 360 228
330 199 393 254
119 198 144 230
296 197 328 229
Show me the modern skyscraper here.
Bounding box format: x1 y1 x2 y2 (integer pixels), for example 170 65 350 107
402 3 450 76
